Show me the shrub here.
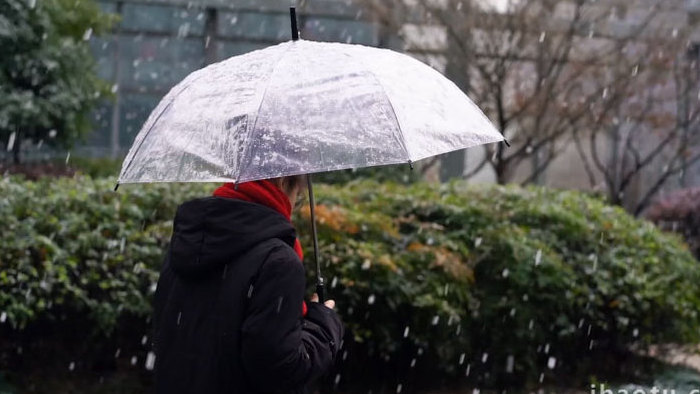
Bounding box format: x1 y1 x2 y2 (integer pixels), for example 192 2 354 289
0 161 76 179
0 177 205 333
0 177 698 391
302 181 700 390
314 164 420 185
0 156 121 179
67 156 122 178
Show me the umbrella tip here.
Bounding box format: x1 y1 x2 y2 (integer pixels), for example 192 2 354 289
114 183 120 192
503 138 511 148
408 160 414 171
289 5 299 41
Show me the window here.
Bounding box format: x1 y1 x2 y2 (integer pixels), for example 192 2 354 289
216 41 269 60
86 100 114 149
118 36 205 92
90 37 115 80
121 4 206 36
302 17 378 45
217 11 290 41
120 93 161 146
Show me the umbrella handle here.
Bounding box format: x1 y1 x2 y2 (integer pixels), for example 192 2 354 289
316 277 326 304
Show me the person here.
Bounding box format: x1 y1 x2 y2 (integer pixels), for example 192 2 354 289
152 175 344 394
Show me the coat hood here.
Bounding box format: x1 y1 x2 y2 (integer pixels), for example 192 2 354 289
168 197 298 278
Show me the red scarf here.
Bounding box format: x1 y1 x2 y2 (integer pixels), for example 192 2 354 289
213 180 307 316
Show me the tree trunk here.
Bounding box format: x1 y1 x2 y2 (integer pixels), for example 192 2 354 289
495 145 509 185
495 167 506 184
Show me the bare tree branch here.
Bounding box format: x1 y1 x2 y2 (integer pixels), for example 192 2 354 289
360 0 699 215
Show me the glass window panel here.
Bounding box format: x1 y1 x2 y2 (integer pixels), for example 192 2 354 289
90 37 116 80
215 41 268 60
97 1 116 14
118 36 205 92
120 93 161 146
85 100 113 149
302 17 379 46
217 11 289 41
121 4 206 36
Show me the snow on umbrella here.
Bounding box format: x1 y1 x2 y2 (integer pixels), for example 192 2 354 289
116 6 504 300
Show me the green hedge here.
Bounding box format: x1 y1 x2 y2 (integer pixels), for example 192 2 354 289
305 181 700 389
0 176 698 391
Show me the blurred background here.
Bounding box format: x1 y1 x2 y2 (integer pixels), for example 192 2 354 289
2 0 700 393
5 0 700 213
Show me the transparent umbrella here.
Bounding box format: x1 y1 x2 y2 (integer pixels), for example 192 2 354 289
116 6 504 300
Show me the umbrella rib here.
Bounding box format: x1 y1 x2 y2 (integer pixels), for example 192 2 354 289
234 43 296 183
358 55 412 164
375 80 412 164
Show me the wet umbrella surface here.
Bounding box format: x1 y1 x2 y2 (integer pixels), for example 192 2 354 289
117 39 503 184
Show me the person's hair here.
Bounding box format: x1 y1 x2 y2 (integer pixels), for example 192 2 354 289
269 175 306 196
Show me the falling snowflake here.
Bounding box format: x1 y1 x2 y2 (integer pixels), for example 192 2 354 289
145 352 156 370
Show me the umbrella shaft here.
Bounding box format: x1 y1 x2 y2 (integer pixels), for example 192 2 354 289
307 175 324 301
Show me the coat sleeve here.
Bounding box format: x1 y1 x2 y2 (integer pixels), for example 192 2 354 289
240 246 344 392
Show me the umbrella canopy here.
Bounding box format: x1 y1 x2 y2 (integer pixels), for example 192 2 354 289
117 39 503 185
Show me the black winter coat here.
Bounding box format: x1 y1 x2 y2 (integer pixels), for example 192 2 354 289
153 197 344 394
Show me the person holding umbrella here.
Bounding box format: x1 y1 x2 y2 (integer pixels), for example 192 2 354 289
152 174 344 393
117 5 504 394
